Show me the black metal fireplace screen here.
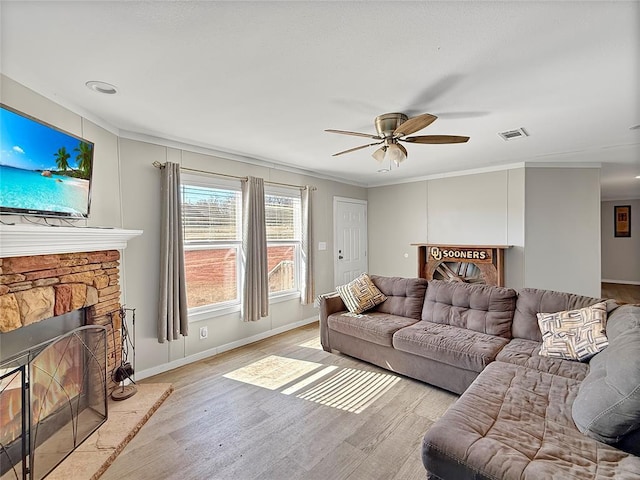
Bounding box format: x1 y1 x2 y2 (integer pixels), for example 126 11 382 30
0 325 107 480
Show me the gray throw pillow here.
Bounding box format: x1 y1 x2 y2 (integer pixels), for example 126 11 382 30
571 305 640 449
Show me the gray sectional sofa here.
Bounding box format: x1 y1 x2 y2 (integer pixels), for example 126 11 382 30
318 275 640 479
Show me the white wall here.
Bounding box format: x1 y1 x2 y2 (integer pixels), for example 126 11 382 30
368 166 603 297
505 168 525 289
601 199 640 284
427 171 510 245
368 181 427 277
524 167 601 297
368 168 526 288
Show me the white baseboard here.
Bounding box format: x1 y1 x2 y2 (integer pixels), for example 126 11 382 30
602 279 640 286
135 316 319 381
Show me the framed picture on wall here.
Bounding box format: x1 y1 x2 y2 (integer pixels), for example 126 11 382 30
614 205 631 237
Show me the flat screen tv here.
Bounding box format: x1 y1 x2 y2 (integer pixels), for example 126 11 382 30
0 103 94 218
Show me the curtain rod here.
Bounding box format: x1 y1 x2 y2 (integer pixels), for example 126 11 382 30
152 161 315 190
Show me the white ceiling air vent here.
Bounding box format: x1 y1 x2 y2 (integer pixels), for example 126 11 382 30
498 128 528 141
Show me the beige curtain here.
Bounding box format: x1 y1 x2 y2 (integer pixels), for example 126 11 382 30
158 162 188 342
301 186 315 305
242 176 269 321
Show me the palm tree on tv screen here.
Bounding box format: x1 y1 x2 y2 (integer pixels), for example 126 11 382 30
54 147 70 172
75 142 92 179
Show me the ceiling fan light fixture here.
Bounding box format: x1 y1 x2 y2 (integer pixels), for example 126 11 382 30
386 143 406 166
372 146 387 163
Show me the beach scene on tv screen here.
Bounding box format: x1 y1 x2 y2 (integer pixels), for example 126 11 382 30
0 107 93 216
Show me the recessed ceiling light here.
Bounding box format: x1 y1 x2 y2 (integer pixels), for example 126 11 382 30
630 124 640 130
377 168 390 173
635 175 640 179
85 81 118 95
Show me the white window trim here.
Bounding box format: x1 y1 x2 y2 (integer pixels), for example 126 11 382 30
270 291 302 303
181 172 242 192
188 302 241 321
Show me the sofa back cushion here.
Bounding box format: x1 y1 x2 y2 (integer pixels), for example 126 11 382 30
513 288 607 341
421 280 517 338
370 275 428 320
572 305 640 454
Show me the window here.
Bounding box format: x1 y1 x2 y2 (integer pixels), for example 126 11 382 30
181 175 303 315
265 188 301 297
181 175 242 312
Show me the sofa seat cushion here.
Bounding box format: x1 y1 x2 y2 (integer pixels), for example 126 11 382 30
370 275 428 320
392 321 509 372
422 362 640 480
496 339 589 381
422 279 517 338
327 311 419 347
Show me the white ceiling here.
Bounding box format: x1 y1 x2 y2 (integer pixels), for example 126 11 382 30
1 1 639 198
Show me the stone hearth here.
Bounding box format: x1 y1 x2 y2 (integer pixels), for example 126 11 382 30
47 383 173 480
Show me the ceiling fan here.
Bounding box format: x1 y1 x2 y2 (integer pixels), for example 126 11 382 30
325 113 469 166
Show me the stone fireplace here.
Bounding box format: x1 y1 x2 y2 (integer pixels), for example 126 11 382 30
0 225 142 388
1 249 124 384
0 225 142 478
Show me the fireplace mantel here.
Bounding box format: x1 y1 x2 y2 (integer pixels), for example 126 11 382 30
0 224 143 258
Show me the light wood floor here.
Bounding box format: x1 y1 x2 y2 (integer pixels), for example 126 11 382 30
601 282 640 305
101 323 457 480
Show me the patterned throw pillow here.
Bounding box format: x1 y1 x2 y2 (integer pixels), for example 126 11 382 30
336 273 387 314
537 302 608 361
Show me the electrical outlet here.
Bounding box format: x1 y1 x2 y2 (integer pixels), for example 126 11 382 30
199 326 208 340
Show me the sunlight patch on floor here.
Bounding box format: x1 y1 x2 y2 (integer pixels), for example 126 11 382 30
297 337 323 350
223 355 323 390
295 367 400 414
281 366 338 395
224 355 400 414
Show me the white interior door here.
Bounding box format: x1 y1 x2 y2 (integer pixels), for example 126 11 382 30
334 197 368 287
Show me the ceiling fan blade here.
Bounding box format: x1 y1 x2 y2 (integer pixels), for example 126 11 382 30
325 129 381 139
403 135 470 144
393 113 437 137
332 141 383 156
